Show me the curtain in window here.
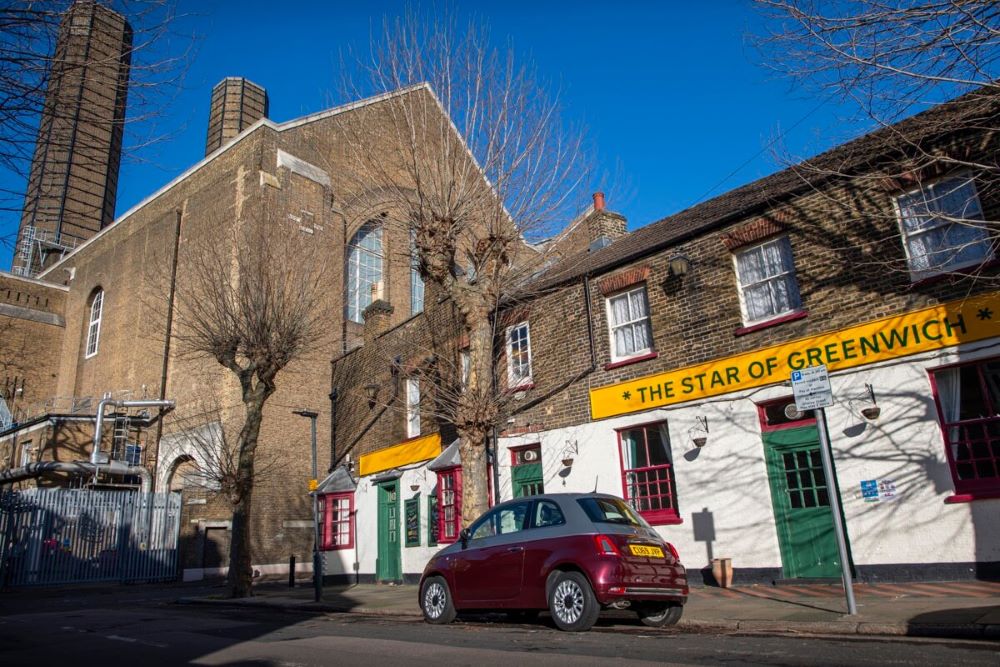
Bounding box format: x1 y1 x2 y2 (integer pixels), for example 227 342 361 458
935 368 962 455
899 177 990 275
621 429 639 501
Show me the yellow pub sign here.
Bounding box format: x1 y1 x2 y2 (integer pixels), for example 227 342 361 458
590 291 1000 421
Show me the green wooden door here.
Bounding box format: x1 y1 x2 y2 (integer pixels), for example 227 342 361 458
511 463 543 498
764 426 842 579
376 481 401 582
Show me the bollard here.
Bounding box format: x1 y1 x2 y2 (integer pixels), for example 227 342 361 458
289 555 295 587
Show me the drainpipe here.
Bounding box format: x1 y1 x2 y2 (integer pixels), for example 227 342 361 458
92 397 176 464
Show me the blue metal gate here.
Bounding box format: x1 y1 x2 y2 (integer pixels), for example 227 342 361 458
0 488 181 587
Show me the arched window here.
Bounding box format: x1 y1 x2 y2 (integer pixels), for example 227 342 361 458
85 288 104 358
345 221 384 323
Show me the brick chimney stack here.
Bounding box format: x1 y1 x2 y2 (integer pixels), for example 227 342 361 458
587 192 626 245
362 300 394 346
205 77 269 156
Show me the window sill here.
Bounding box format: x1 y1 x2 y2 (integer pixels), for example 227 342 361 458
909 256 1000 287
321 545 353 551
638 511 683 526
734 309 808 337
944 489 1000 504
604 351 658 371
508 382 535 393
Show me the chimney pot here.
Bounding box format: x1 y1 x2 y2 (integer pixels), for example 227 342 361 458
593 192 606 211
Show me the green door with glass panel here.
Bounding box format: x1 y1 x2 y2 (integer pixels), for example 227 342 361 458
764 426 842 579
376 480 401 582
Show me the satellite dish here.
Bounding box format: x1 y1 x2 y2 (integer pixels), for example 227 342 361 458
784 403 804 420
522 450 538 462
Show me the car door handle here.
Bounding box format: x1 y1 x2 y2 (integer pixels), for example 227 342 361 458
506 546 524 553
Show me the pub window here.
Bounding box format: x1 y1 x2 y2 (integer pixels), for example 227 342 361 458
319 492 354 550
617 421 680 524
606 285 653 362
931 359 1000 496
436 467 462 543
733 236 801 325
896 174 991 280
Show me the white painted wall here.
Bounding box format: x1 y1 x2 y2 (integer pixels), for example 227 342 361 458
329 340 1000 579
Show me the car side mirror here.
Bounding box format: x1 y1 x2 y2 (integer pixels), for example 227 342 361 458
460 528 471 549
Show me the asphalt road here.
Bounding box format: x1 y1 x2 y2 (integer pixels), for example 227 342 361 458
0 597 997 666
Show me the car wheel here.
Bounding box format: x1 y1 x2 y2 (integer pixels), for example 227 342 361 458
421 576 457 624
548 571 600 632
636 602 683 627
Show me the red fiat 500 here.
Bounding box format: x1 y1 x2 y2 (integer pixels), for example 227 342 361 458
418 493 688 632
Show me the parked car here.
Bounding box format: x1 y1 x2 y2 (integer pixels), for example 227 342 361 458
419 492 688 632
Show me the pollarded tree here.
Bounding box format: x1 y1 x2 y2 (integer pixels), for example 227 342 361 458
168 212 328 598
336 12 591 525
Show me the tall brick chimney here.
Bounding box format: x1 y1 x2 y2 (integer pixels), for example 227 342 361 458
14 0 133 277
362 300 394 346
204 77 269 156
587 192 627 247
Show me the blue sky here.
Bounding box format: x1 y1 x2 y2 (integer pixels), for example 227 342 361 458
0 0 871 268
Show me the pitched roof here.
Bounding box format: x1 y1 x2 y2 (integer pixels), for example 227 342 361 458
534 85 1000 291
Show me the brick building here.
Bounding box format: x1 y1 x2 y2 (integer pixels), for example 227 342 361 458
0 78 497 581
322 87 1000 585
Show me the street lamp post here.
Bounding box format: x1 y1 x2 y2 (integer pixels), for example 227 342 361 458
293 409 321 602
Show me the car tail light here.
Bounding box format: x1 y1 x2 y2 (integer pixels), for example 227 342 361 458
664 542 679 560
594 534 621 556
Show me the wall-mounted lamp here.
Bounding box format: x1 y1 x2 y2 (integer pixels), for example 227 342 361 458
690 415 709 448
561 439 579 468
668 255 691 278
364 383 380 408
861 383 881 420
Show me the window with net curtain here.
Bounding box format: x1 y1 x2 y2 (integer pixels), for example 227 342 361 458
617 421 679 524
410 229 424 315
896 174 991 280
735 236 801 324
606 285 653 361
345 221 384 323
319 492 354 550
931 359 1000 496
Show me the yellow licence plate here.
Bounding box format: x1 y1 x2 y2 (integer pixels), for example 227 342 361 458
629 544 664 558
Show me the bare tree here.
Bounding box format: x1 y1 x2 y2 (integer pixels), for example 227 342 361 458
336 12 591 525
756 1 1000 282
168 214 329 598
0 0 192 249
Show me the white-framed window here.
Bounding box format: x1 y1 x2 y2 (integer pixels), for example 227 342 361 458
606 285 653 362
410 230 424 316
506 321 533 388
85 289 104 358
895 173 992 279
346 221 384 323
734 236 801 324
406 378 420 438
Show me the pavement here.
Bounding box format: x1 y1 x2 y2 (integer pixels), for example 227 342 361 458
174 577 1000 640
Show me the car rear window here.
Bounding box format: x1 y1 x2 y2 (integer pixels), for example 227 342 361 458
577 497 653 529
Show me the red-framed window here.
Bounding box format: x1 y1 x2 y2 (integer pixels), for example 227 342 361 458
756 397 816 432
930 359 1000 496
319 492 354 550
616 421 680 525
436 467 462 543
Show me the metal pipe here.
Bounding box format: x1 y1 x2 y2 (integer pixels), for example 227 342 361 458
92 397 175 464
0 460 153 493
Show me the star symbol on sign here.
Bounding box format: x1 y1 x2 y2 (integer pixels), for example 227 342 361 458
622 391 632 401
978 307 993 321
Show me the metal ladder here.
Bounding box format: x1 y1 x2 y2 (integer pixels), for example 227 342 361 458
111 412 131 462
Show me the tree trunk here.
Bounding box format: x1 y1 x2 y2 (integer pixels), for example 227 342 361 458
226 391 267 598
456 312 494 525
458 425 488 527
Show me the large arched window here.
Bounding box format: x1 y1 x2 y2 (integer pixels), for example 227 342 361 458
346 221 384 323
85 288 104 358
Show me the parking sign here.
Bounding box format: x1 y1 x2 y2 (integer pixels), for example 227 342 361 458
790 365 833 411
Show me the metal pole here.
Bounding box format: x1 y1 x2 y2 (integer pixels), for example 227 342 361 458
294 409 322 603
814 407 857 615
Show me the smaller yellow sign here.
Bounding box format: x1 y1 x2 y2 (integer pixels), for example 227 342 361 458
359 433 443 477
590 291 1000 420
308 479 318 492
